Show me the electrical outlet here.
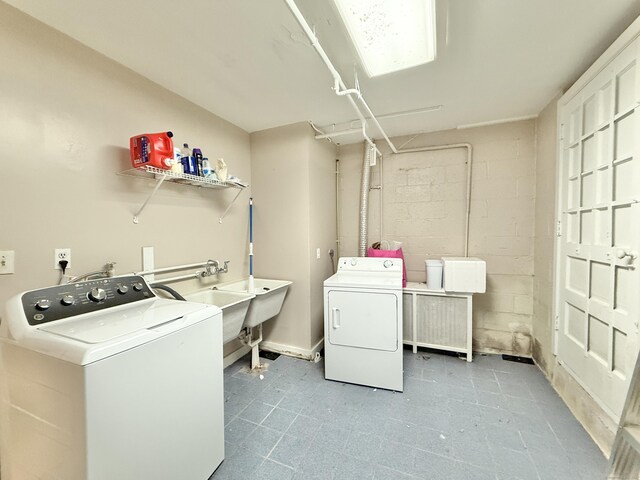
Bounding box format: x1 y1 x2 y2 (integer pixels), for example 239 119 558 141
54 248 71 270
316 248 321 259
0 251 15 275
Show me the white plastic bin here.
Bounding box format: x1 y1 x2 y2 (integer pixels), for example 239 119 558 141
425 260 443 290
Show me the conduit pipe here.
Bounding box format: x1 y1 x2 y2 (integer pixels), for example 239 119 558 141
336 158 341 259
358 141 374 257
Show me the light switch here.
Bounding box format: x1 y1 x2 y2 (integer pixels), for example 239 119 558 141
0 251 15 275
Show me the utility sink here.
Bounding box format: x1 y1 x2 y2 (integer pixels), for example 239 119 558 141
217 278 292 328
185 289 255 343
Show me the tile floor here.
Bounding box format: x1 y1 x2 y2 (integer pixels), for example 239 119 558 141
211 349 608 480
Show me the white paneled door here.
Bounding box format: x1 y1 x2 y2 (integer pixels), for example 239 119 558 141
557 38 640 420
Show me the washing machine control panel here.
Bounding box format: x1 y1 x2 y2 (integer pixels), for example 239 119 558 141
21 275 156 326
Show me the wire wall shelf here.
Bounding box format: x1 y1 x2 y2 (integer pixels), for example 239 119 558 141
118 165 248 224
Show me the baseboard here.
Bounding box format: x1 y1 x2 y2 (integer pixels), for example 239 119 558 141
223 345 251 368
260 338 324 361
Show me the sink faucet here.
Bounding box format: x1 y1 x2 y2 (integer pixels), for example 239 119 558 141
204 259 219 277
221 260 230 274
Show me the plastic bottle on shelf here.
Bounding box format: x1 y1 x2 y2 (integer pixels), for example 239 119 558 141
181 143 197 176
172 147 183 174
202 158 212 176
193 147 204 176
129 131 174 170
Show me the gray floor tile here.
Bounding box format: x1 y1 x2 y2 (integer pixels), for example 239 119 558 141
250 459 295 480
212 351 607 480
287 413 322 438
375 440 419 476
268 434 311 468
343 430 383 462
373 465 420 479
255 385 287 406
334 455 376 479
240 425 283 457
414 427 453 457
239 400 275 424
450 431 494 469
500 381 534 399
472 377 501 393
224 417 257 445
310 423 351 452
261 407 298 432
490 445 539 480
211 447 263 480
383 418 419 445
223 392 252 416
298 444 343 477
485 427 526 452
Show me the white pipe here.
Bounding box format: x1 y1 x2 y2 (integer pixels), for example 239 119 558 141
390 142 473 256
315 128 362 140
137 260 213 276
379 154 384 242
336 158 341 259
284 0 388 154
283 0 473 256
151 272 200 284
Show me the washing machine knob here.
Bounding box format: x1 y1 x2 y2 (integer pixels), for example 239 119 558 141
60 295 74 306
88 287 106 303
350 258 357 266
383 260 393 268
35 299 51 311
117 285 129 294
132 282 144 292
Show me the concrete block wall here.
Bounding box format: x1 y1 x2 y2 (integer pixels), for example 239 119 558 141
338 120 537 356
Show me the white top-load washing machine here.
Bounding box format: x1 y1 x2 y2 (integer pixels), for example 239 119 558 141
324 257 403 392
0 275 224 480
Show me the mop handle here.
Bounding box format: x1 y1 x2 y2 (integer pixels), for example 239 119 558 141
249 198 253 276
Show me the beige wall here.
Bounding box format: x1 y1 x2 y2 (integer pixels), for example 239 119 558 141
308 139 338 348
0 4 252 316
338 122 537 356
250 123 336 355
532 95 560 374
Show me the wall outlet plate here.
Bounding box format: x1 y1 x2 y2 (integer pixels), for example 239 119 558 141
55 248 71 270
316 248 321 259
0 251 15 275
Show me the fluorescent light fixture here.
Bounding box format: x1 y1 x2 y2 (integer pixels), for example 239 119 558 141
333 0 436 77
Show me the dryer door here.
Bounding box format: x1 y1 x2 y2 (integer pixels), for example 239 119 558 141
327 289 399 352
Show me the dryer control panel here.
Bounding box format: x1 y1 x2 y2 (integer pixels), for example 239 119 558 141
337 257 403 273
21 275 156 326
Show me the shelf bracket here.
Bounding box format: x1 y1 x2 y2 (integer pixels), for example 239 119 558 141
219 188 245 224
133 174 168 224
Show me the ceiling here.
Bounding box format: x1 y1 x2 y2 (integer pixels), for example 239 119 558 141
5 0 640 142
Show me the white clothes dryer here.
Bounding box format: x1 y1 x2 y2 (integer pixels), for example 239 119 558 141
323 257 403 392
0 275 224 480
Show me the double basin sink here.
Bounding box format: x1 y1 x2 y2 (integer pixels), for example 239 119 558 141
185 278 292 344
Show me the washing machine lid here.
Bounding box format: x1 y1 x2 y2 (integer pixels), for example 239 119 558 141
3 298 221 365
39 299 209 344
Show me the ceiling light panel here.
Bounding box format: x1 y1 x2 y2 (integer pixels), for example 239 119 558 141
333 0 436 77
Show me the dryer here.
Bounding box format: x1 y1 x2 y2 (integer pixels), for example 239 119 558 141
0 275 224 480
323 257 403 391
